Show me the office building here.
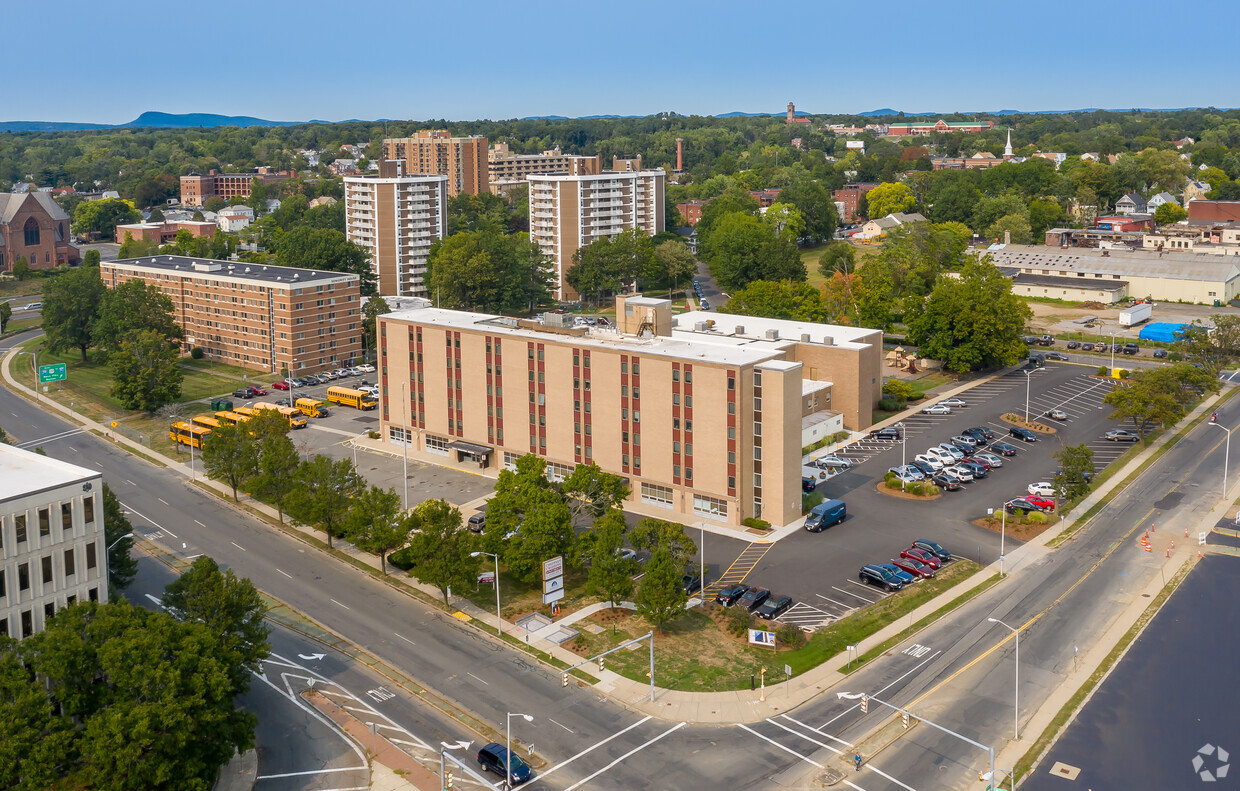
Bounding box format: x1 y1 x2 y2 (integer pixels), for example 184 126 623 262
179 169 294 207
115 220 216 246
528 169 666 301
0 444 107 640
375 296 881 530
99 255 362 375
488 143 601 194
381 131 489 197
344 160 448 298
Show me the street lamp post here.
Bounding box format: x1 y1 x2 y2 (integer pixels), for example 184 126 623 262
400 381 409 509
987 507 1006 577
506 712 532 789
107 532 135 552
471 551 502 635
901 431 907 491
987 617 1020 740
1021 368 1043 423
1210 417 1231 500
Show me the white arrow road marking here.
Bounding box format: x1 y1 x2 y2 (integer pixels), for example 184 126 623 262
298 653 326 661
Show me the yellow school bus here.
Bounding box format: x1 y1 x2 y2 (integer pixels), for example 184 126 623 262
169 421 210 449
326 386 378 411
252 401 308 429
214 411 251 426
294 397 329 418
191 415 223 431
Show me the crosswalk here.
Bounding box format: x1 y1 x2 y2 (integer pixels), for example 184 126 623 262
704 542 774 596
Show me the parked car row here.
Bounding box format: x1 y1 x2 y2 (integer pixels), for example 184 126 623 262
692 279 709 310
859 541 952 592
713 584 794 620
890 426 1021 490
1030 337 1141 355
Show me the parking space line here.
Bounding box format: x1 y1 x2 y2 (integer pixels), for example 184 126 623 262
835 584 879 602
815 592 853 608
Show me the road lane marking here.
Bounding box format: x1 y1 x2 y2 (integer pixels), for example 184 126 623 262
194 520 206 527
466 672 489 685
819 649 942 730
256 767 366 780
125 479 136 486
276 568 292 579
68 446 78 453
394 632 416 646
773 716 921 791
231 541 246 551
548 718 575 733
563 722 687 791
144 593 163 607
331 598 351 610
538 715 654 780
736 724 824 769
119 501 177 538
158 498 169 505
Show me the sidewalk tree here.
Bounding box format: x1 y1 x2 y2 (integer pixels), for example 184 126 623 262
404 498 479 604
253 433 300 524
1053 444 1095 501
93 278 182 352
0 301 10 332
101 483 138 593
1103 376 1181 439
583 509 636 608
560 462 630 523
628 518 696 568
42 265 105 361
343 485 409 574
201 422 257 501
161 556 271 688
1173 317 1240 374
108 329 184 413
246 409 293 445
501 486 574 584
652 239 696 295
288 455 366 548
635 546 687 633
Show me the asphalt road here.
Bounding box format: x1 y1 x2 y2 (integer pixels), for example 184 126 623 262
1021 553 1240 791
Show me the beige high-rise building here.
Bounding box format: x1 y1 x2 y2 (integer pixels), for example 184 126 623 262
487 143 602 194
344 161 448 298
527 168 666 301
375 296 882 531
0 444 108 640
381 131 488 197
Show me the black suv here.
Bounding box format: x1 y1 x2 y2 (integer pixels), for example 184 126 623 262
1123 343 1139 355
477 743 532 786
232 388 253 399
859 564 905 592
715 584 749 607
869 426 902 441
963 427 994 442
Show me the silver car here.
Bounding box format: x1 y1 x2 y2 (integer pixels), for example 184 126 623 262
974 451 1004 468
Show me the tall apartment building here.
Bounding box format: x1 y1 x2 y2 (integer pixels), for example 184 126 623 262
833 183 880 223
375 296 881 529
0 444 108 640
179 169 294 207
381 131 489 197
344 161 448 298
99 255 362 375
527 169 666 301
487 143 602 194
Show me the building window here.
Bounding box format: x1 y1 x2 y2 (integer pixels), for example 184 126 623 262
61 502 73 531
546 462 573 482
693 494 728 519
425 435 450 456
18 563 29 591
23 217 40 246
83 497 95 524
86 543 97 570
390 427 410 445
41 556 52 585
503 451 522 471
38 508 50 537
15 514 26 543
64 548 75 578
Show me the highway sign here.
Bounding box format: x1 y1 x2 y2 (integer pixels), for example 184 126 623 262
38 363 66 383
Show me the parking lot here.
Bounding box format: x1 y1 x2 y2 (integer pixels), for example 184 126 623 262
703 363 1130 631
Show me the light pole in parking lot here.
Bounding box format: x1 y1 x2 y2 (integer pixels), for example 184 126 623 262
400 381 409 509
1022 367 1044 423
900 431 907 491
1210 417 1231 500
987 617 1020 740
987 507 1006 577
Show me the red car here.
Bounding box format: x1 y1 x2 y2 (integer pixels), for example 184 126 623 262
247 386 268 396
890 557 936 579
1025 494 1056 511
271 381 289 391
900 547 941 569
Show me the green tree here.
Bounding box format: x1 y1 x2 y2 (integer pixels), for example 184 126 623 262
906 258 1033 373
246 177 268 216
864 182 915 218
343 485 409 574
566 229 655 307
986 212 1033 244
719 279 828 321
0 301 10 333
1054 444 1095 501
101 483 138 594
1173 318 1240 373
882 379 915 400
1103 376 1180 439
147 207 165 223
82 248 101 266
204 196 227 213
705 211 805 291
817 242 857 281
0 635 70 790
11 256 30 280
777 173 838 243
652 239 697 297
117 232 159 259
162 556 271 687
288 455 366 548
560 462 631 523
502 486 574 583
72 197 140 240
1027 198 1064 238
426 231 552 313
42 264 105 361
1153 202 1188 224
403 498 478 604
445 192 516 235
628 518 696 568
201 421 257 501
253 433 300 523
275 227 374 293
583 509 636 608
363 295 390 358
93 278 182 352
108 329 183 412
635 546 687 633
695 185 760 248
761 202 807 241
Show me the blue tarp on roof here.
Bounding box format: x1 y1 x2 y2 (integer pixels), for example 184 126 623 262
1138 322 1191 343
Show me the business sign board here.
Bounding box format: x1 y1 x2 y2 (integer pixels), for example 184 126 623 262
542 588 565 605
543 576 564 595
543 556 564 581
748 629 776 648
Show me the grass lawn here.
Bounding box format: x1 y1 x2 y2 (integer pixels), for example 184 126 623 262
452 564 593 623
903 371 955 398
803 242 877 291
2 317 42 335
0 279 46 298
569 560 981 692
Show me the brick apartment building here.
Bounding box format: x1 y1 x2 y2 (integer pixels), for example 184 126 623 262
344 160 448 298
0 444 108 640
888 119 995 136
832 183 880 223
488 143 602 194
0 192 80 271
375 296 882 529
381 131 489 197
179 168 294 207
115 220 216 246
528 168 666 301
99 256 362 375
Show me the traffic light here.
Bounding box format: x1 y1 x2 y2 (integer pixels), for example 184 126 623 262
561 672 568 687
444 769 454 789
861 695 869 714
598 656 605 671
901 710 909 729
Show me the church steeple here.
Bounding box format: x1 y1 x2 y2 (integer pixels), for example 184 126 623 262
1003 128 1014 159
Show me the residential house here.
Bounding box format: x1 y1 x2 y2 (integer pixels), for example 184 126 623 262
308 196 337 208
1147 192 1180 215
329 159 359 176
1115 193 1147 215
859 212 927 239
216 206 254 233
1184 180 1212 205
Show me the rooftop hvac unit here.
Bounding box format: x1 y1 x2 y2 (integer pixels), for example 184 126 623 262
801 333 811 342
734 325 745 335
822 336 834 346
694 322 708 331
764 329 780 340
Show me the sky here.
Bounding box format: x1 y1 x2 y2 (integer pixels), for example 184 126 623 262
14 0 1240 124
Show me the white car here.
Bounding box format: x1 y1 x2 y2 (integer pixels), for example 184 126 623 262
935 443 966 460
946 465 974 482
1028 482 1056 497
23 301 42 311
939 397 967 407
357 363 376 373
922 404 952 415
913 453 944 470
813 455 853 470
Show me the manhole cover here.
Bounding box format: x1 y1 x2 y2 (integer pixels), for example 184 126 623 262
1049 762 1081 780
581 624 604 634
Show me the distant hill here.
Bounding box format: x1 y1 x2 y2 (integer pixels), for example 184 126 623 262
0 111 303 133
0 120 114 132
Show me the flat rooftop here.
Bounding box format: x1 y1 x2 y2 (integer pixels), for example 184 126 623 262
983 245 1240 282
106 255 359 288
672 311 879 351
0 443 98 503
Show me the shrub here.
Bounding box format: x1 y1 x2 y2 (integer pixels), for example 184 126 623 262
802 492 824 512
1169 352 1183 361
1097 365 1108 375
884 472 899 487
882 379 915 400
190 347 204 359
367 430 380 439
1118 368 1130 379
878 397 906 411
1027 511 1048 524
776 622 807 649
924 484 939 496
387 545 417 571
742 517 771 530
1012 508 1025 519
829 430 851 443
723 604 753 637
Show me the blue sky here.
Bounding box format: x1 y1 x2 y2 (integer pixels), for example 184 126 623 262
17 0 1240 123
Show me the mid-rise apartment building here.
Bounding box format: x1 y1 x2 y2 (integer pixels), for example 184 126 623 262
528 169 666 301
179 168 294 207
115 220 216 246
0 444 107 640
487 143 602 195
344 161 448 298
99 255 362 375
832 183 880 223
376 296 881 529
381 131 489 197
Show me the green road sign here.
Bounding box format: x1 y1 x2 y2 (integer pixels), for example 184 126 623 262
38 363 67 384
